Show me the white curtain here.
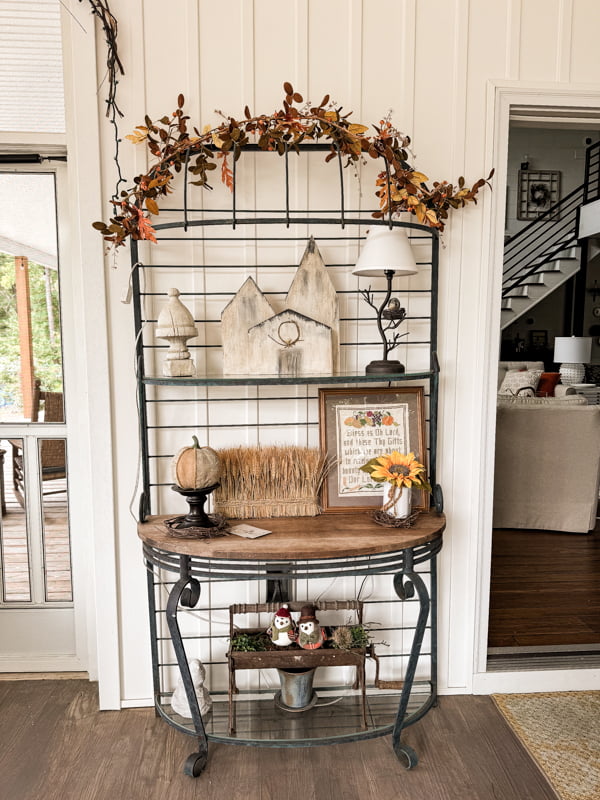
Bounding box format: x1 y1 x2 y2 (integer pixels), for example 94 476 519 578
0 0 65 134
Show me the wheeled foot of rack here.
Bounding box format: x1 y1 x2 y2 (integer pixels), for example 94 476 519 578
183 751 207 778
394 741 418 770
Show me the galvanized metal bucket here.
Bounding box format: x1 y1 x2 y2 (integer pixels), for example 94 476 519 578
275 667 317 711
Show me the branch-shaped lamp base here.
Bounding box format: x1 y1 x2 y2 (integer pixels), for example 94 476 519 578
365 359 405 374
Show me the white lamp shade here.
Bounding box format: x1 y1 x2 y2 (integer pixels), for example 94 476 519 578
553 336 592 364
352 227 418 277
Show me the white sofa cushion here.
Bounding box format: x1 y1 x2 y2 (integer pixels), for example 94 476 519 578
497 360 544 390
554 384 577 397
498 368 543 396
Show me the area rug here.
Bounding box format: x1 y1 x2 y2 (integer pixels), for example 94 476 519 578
493 691 600 800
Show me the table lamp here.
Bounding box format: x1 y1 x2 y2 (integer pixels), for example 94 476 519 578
553 336 592 385
352 227 418 374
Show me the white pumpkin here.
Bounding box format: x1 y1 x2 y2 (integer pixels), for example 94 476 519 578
171 436 221 489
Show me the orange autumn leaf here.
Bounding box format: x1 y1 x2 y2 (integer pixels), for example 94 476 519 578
218 152 234 191
137 213 157 243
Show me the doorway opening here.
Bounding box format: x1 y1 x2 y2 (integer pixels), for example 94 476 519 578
487 111 600 670
0 168 78 672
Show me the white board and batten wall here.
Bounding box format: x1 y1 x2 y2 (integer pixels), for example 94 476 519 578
67 0 600 706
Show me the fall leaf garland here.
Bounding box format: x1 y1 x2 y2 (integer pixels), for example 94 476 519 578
93 82 493 248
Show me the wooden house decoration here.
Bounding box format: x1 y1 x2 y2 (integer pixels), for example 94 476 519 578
221 277 274 375
221 239 339 376
248 310 333 376
285 238 340 372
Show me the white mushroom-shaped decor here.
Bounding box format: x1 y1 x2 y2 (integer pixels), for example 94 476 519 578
171 436 222 490
156 287 198 377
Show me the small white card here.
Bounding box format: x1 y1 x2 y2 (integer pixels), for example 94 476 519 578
228 524 272 539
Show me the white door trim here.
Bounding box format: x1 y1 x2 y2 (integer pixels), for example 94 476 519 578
0 167 84 674
473 80 600 692
60 3 121 708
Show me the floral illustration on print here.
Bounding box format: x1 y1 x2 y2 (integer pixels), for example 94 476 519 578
343 410 399 429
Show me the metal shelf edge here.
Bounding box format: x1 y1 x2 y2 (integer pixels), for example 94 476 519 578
142 371 435 387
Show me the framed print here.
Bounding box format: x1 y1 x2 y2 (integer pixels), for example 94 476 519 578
517 170 561 220
530 330 548 350
318 386 428 513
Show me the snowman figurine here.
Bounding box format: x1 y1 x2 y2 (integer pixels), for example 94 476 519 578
267 603 296 646
297 604 327 650
171 658 212 718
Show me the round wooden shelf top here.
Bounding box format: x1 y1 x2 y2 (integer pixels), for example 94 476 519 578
138 510 445 562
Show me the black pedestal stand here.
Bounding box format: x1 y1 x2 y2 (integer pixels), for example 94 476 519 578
170 483 220 528
365 359 405 374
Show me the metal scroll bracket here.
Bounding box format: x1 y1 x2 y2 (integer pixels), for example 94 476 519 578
391 551 432 770
166 555 208 778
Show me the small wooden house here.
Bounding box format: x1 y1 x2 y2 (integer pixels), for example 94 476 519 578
248 309 333 376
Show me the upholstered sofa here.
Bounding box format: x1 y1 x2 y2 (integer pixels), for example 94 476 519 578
493 392 600 533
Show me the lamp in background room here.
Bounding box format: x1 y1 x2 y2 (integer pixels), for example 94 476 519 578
553 336 592 385
352 226 418 374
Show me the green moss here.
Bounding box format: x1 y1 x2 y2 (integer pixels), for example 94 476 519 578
229 632 271 652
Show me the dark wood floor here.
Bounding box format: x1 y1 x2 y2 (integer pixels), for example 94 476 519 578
488 516 600 649
0 679 558 800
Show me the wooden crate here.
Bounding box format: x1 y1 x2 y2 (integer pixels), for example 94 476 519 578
227 601 373 734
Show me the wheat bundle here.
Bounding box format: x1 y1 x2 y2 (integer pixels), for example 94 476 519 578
213 445 330 518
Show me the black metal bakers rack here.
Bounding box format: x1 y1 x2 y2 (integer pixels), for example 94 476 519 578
130 145 444 776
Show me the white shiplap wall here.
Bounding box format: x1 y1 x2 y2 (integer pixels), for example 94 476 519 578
74 0 600 704
0 0 65 133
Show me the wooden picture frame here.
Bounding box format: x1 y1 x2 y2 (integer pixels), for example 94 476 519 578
517 170 561 220
530 330 548 350
318 386 428 513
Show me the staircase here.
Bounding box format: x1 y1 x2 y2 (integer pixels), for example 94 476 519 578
501 185 584 330
501 140 600 330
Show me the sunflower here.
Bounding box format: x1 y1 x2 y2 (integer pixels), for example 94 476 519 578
360 451 431 492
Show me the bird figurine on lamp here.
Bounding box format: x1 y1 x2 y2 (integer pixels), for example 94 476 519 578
353 226 418 374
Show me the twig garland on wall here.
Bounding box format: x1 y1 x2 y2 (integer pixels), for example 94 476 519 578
77 1 492 249
90 81 493 249
78 0 126 206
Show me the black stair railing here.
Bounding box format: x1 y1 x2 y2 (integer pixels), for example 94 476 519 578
502 184 583 297
503 140 600 300
583 140 600 203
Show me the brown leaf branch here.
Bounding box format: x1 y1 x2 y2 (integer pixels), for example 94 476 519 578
93 82 492 248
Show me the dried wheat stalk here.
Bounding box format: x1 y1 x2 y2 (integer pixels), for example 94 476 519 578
213 445 331 518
